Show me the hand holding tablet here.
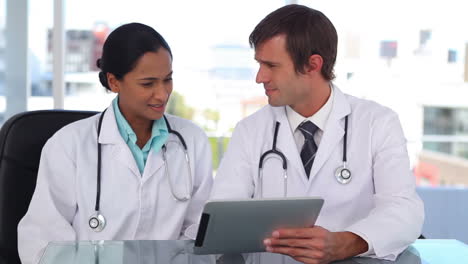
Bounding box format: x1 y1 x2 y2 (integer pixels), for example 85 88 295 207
194 197 324 254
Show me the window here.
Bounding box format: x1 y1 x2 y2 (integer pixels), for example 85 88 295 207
298 0 468 187
423 106 468 159
3 0 468 178
0 0 5 123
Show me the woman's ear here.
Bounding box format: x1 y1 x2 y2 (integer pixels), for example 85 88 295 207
107 73 120 93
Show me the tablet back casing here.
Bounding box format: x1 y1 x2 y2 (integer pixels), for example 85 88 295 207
194 197 324 254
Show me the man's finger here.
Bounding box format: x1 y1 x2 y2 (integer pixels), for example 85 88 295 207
271 227 318 239
266 245 313 258
264 238 326 251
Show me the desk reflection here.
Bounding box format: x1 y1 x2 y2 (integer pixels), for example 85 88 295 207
40 240 215 264
40 240 424 264
241 246 422 264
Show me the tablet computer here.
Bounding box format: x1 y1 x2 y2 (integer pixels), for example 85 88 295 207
193 197 324 255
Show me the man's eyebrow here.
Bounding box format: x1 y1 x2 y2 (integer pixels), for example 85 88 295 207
255 58 280 66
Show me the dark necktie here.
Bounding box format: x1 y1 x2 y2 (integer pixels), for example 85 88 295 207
298 121 319 178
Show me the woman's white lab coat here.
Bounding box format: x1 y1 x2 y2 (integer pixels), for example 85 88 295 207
18 104 213 264
211 86 424 260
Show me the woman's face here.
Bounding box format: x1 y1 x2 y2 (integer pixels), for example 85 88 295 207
108 49 173 125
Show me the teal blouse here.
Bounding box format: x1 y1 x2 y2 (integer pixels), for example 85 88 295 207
112 97 168 174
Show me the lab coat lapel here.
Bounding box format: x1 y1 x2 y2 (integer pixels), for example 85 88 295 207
143 146 165 183
308 86 351 183
271 107 309 186
98 104 141 179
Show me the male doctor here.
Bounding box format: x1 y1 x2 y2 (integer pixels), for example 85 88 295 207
210 4 424 264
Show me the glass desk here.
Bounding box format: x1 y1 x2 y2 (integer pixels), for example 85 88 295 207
39 239 468 264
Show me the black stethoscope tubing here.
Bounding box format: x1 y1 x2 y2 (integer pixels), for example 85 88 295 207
259 121 287 170
343 114 348 163
257 114 350 197
91 110 190 231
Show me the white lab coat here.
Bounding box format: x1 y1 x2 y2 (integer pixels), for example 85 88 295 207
211 86 424 260
18 104 213 264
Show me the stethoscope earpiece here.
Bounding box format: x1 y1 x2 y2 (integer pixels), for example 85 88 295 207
89 213 106 232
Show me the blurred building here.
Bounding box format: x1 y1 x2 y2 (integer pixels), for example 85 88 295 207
202 43 263 133
338 28 468 186
40 23 110 96
46 23 109 73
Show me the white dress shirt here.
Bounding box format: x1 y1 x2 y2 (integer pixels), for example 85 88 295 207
285 86 375 255
286 86 334 153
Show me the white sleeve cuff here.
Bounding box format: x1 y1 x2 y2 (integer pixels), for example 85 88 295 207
181 224 198 240
347 230 375 257
345 229 397 261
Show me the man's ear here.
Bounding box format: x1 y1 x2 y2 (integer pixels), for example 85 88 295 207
107 73 120 93
304 54 323 75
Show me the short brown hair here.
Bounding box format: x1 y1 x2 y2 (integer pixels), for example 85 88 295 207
249 4 338 81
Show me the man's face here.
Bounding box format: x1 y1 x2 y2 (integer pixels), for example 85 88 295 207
254 35 310 108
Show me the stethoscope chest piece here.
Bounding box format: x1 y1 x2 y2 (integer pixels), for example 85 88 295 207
335 165 351 184
89 212 106 232
334 115 351 185
89 111 192 232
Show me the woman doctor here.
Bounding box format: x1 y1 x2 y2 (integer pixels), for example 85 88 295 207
18 23 213 264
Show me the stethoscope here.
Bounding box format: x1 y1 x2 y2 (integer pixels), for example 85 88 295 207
257 115 351 197
88 110 193 232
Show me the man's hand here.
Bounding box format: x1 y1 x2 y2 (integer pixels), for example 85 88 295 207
263 226 368 264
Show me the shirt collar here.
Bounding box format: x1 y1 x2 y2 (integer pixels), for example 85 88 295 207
112 96 168 147
286 85 334 132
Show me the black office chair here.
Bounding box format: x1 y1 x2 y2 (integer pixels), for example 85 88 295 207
0 110 98 264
